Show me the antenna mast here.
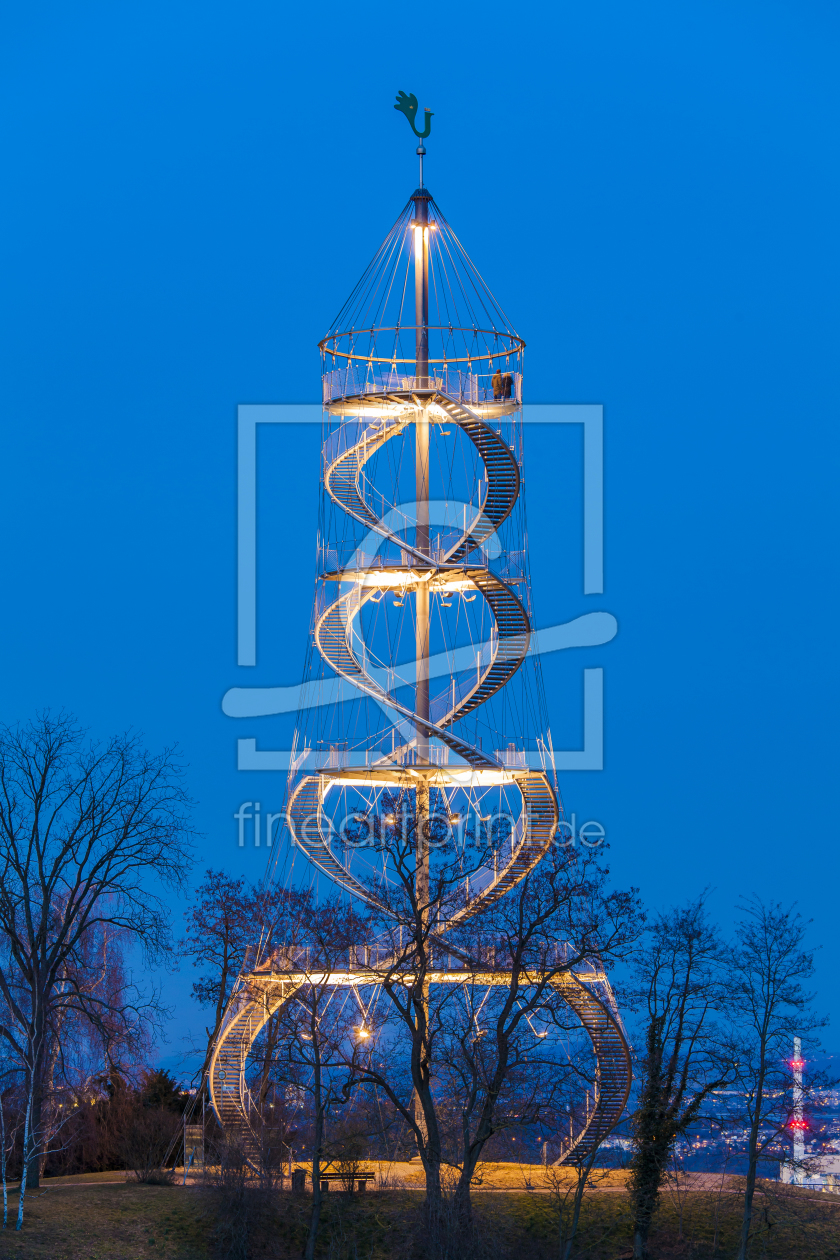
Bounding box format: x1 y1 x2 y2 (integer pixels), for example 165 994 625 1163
394 89 435 916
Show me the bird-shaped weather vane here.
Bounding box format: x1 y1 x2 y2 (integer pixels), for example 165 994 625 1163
394 90 433 186
394 90 433 139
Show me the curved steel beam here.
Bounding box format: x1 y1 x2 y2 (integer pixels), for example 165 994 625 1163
207 965 629 1171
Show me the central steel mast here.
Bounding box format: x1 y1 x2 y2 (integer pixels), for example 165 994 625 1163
412 173 432 1145
414 181 431 922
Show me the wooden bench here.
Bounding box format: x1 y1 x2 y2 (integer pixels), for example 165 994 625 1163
315 1168 377 1192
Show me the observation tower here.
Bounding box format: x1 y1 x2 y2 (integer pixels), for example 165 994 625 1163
208 99 630 1167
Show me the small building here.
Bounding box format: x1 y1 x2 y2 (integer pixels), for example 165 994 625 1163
780 1154 840 1191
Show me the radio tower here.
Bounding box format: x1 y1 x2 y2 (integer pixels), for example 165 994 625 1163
791 1036 806 1182
208 95 630 1168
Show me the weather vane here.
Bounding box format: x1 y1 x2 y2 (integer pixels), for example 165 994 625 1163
394 90 433 185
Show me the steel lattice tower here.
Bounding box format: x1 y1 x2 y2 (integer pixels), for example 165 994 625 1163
208 121 630 1167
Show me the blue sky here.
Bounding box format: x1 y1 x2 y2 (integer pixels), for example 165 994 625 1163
1 0 838 1071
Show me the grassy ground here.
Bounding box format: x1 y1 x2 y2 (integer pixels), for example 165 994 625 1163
0 1179 208 1259
0 1167 837 1259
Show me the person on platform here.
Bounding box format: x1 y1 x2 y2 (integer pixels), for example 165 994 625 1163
492 367 503 399
503 371 513 399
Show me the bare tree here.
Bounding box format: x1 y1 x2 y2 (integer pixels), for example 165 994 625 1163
0 712 194 1211
181 870 253 1078
270 901 369 1260
34 920 143 1175
320 782 483 1243
335 798 639 1257
542 1154 621 1260
181 869 309 1085
318 786 498 1250
729 897 826 1260
627 895 732 1260
0 1067 16 1229
443 846 640 1236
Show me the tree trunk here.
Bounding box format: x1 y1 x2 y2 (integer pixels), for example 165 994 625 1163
451 1039 509 1237
736 1110 763 1260
452 1082 507 1232
453 1166 473 1234
422 1168 443 1260
736 1051 767 1260
305 1039 324 1260
22 1007 48 1191
304 1124 323 1260
630 1138 665 1259
712 1149 730 1256
454 1139 486 1235
414 1078 447 1253
25 1069 43 1190
411 1078 443 1257
15 1088 33 1230
562 1155 597 1260
38 1031 61 1177
1 1094 7 1229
